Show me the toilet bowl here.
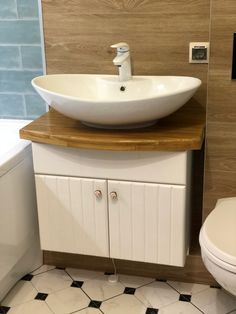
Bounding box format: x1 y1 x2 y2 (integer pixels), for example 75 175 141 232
199 197 236 296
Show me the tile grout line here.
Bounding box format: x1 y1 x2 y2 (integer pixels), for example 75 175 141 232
26 267 73 314
64 269 105 313
18 46 23 70
2 279 44 310
70 305 105 314
30 268 74 296
0 44 41 47
44 300 56 314
0 18 39 21
130 279 163 309
22 94 27 119
64 268 93 301
14 0 18 19
0 92 37 95
189 302 205 314
165 281 205 313
30 264 55 276
0 67 43 71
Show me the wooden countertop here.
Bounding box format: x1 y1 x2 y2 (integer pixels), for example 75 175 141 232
20 100 205 151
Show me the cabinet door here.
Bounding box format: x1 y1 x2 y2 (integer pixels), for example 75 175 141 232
108 180 187 266
35 175 109 257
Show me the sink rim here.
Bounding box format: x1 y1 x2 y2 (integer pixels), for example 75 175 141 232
32 74 202 104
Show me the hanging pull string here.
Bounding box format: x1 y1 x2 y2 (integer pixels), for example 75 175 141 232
108 258 119 283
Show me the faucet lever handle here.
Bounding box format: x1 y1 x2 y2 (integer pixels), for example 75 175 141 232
110 42 130 53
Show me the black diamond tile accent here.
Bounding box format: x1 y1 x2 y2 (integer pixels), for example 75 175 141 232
179 294 192 302
124 287 136 295
104 271 114 275
35 292 48 301
0 306 10 314
88 300 102 309
71 280 84 288
156 278 167 282
146 308 159 314
56 266 65 270
21 274 34 281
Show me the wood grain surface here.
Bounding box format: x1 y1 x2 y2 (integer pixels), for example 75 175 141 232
20 99 205 151
203 0 236 219
41 0 210 108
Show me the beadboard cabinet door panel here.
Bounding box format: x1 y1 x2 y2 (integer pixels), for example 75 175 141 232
108 180 187 266
35 175 109 257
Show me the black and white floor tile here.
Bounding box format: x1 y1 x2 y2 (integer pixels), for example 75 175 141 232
0 265 236 314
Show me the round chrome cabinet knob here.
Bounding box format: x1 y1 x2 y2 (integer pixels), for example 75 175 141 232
94 190 102 199
110 191 118 200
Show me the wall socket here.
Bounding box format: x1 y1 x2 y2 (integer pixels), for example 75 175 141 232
189 42 210 63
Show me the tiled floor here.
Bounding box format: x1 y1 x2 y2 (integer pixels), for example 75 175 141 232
1 265 236 314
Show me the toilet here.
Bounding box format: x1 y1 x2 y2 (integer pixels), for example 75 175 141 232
200 197 236 296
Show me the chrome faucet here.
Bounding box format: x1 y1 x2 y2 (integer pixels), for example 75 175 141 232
111 42 132 82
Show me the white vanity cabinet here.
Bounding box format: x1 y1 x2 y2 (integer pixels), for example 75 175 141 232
32 143 191 267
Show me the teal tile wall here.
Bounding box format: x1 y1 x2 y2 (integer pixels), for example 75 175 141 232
21 46 43 69
17 0 39 18
0 0 46 119
0 47 20 68
0 21 41 44
0 0 17 19
0 95 25 117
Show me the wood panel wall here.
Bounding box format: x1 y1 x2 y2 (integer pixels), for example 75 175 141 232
203 0 236 219
41 0 210 108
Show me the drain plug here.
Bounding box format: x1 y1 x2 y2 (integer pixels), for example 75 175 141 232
120 86 126 92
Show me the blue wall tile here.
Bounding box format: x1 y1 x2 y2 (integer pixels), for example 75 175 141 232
0 0 45 119
0 94 25 118
0 47 21 68
0 21 40 44
21 46 43 69
17 0 39 18
25 95 46 118
0 0 17 19
0 70 42 93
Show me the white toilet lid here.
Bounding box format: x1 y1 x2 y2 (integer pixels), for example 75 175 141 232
202 197 236 266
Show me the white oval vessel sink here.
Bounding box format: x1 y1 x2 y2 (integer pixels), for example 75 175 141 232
32 74 201 129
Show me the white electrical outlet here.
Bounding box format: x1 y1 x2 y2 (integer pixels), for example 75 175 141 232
189 42 210 63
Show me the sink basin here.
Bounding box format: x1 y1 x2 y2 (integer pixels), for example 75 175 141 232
32 74 201 129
